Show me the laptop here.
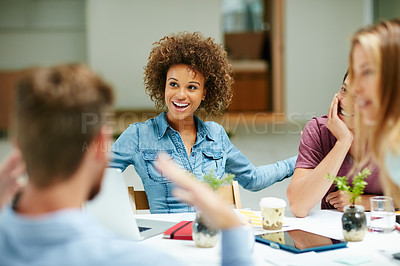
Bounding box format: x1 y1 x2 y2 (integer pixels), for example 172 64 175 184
84 168 175 240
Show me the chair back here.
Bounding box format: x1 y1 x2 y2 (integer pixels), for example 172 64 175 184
127 187 150 212
128 180 242 213
216 180 242 209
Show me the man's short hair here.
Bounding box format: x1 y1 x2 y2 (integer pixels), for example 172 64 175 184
15 64 113 187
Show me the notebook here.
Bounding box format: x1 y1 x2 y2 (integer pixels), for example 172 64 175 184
84 168 175 240
163 221 193 240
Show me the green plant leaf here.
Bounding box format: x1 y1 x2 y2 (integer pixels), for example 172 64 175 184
202 169 235 191
326 168 371 206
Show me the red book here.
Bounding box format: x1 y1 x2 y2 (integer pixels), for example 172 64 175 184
163 221 193 240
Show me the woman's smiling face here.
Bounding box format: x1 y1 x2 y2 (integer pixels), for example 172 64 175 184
165 64 206 124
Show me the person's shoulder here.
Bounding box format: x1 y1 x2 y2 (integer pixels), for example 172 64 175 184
70 237 177 266
303 115 327 133
203 120 227 139
112 118 156 149
113 123 139 144
136 117 157 129
68 215 179 265
308 115 327 127
314 115 328 125
122 117 158 133
92 236 179 266
204 120 224 131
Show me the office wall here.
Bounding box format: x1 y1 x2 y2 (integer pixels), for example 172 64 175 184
86 0 222 110
87 0 372 114
285 0 372 120
0 0 86 70
0 0 372 116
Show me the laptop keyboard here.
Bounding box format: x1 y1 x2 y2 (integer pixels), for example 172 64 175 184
138 226 151 233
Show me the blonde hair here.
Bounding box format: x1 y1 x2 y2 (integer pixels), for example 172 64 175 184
350 19 400 204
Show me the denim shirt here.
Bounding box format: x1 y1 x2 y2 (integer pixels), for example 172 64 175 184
111 112 296 213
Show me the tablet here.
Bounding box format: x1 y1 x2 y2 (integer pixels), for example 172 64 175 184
255 229 347 253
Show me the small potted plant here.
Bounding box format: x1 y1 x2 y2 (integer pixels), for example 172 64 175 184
203 170 235 191
326 168 371 241
191 170 234 248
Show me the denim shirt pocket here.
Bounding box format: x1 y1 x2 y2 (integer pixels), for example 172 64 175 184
141 151 174 183
201 150 224 178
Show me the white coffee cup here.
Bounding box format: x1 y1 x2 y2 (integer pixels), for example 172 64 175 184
259 197 286 230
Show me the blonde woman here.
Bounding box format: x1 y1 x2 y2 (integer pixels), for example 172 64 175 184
350 19 400 205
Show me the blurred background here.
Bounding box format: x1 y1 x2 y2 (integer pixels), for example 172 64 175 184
0 0 399 211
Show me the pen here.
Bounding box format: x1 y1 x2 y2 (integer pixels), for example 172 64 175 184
396 222 400 232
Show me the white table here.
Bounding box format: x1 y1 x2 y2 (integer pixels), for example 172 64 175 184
136 210 400 266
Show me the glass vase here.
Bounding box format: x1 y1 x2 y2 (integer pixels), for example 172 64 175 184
342 205 367 242
192 211 220 248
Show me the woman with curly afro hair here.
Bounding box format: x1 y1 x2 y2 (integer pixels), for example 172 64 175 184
111 32 297 213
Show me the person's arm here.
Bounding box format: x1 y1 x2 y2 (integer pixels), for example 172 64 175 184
110 124 138 171
155 153 254 266
221 126 296 191
288 143 349 217
287 95 353 217
0 149 25 208
254 155 297 187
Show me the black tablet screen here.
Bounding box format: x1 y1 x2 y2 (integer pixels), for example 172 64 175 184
256 229 345 251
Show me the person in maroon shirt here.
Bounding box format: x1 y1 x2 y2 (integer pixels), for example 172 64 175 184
287 73 382 217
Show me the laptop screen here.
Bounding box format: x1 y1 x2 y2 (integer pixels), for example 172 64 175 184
84 168 141 240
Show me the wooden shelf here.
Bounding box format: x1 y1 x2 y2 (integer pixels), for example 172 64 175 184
228 60 270 112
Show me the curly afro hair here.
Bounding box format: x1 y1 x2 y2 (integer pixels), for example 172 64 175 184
144 32 234 116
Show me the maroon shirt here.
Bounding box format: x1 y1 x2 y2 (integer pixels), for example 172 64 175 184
295 115 382 209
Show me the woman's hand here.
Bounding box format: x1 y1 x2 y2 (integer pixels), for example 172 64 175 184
0 149 25 208
326 94 353 145
326 191 376 211
325 191 350 211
